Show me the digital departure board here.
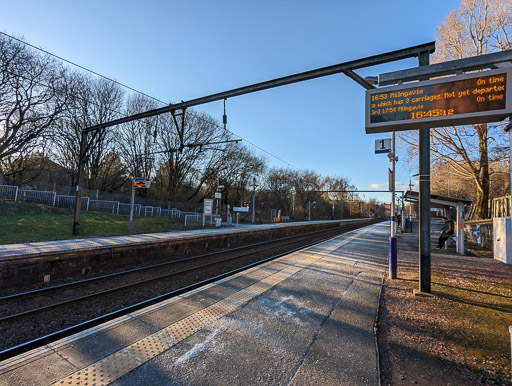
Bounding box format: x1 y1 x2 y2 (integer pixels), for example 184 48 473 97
365 68 512 134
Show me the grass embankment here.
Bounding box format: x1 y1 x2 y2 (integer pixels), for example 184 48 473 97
0 201 182 244
404 266 512 381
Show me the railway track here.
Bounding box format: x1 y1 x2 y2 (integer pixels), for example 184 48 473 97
0 222 369 360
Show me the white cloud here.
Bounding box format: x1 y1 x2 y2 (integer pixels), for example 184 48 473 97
368 181 414 192
369 183 387 189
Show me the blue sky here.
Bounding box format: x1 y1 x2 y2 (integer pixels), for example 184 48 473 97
1 0 462 202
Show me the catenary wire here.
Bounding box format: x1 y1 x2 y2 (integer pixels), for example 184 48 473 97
0 30 300 170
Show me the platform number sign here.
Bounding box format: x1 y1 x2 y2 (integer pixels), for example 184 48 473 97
375 138 392 154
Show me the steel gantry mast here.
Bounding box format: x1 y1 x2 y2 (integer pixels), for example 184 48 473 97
73 42 435 235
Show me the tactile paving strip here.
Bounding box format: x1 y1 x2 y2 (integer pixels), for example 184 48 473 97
52 231 364 386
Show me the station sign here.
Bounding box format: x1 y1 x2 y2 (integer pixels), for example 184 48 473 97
375 138 391 154
133 177 151 189
365 68 512 134
204 199 213 215
233 206 249 212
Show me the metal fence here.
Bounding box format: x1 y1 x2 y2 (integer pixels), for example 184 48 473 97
0 185 18 201
142 206 162 217
18 189 56 206
161 208 181 218
0 183 187 219
118 203 141 216
490 196 511 218
55 195 90 210
88 200 120 214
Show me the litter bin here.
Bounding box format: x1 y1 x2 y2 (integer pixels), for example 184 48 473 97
404 218 412 233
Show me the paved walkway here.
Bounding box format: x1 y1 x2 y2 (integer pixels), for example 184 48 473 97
0 222 388 385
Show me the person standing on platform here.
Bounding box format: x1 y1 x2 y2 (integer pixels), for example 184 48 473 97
437 216 454 249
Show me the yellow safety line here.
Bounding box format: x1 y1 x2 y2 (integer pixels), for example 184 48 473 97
52 230 364 386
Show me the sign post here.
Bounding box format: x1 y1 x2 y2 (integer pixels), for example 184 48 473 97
365 63 512 294
215 192 221 215
375 136 396 278
129 177 151 233
203 199 213 226
389 132 397 279
417 51 431 294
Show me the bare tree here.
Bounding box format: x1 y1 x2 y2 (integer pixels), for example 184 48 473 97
51 73 124 190
0 34 69 181
260 168 299 216
152 112 228 203
117 94 159 190
400 0 512 218
214 143 266 208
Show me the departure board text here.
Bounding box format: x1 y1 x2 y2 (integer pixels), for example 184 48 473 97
365 68 512 134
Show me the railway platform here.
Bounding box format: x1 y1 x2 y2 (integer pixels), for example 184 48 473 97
0 218 372 289
0 221 388 385
0 219 369 259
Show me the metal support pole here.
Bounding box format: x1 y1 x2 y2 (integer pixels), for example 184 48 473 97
401 192 406 230
340 200 343 218
292 190 295 221
507 116 512 214
308 201 311 221
418 50 431 293
72 131 88 236
456 202 464 255
128 183 135 233
252 177 256 224
389 131 397 279
391 132 396 238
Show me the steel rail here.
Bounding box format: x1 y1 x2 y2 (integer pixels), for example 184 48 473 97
0 223 365 303
0 225 353 323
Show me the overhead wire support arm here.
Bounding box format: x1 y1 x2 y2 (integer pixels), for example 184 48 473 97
81 41 435 134
378 49 512 85
342 70 375 90
135 139 242 158
72 41 435 235
170 107 187 151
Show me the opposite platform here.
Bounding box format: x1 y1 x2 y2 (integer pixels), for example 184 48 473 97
0 222 388 385
0 219 369 260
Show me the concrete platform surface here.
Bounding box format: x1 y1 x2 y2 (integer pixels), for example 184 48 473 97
0 219 369 259
0 222 388 386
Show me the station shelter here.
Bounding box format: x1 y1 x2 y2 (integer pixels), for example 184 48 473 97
404 191 472 255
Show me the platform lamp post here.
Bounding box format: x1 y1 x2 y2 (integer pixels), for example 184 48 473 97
251 177 257 224
292 189 296 221
216 184 224 215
